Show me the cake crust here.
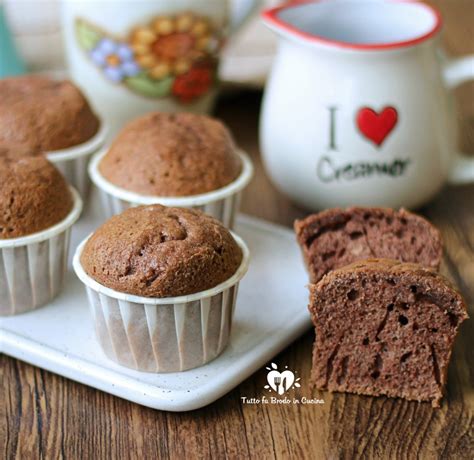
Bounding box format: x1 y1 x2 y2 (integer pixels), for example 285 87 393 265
98 112 241 196
80 205 243 297
0 76 99 152
295 207 443 283
309 258 468 407
0 156 73 238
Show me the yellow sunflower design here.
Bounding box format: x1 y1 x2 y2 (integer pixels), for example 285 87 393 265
75 13 223 102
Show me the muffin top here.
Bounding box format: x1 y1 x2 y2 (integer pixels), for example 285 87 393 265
98 112 242 196
0 156 73 239
80 205 243 297
0 75 99 152
0 143 42 160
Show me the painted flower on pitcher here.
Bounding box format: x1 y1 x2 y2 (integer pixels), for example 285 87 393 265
90 38 140 82
75 13 221 102
130 13 218 79
172 62 213 102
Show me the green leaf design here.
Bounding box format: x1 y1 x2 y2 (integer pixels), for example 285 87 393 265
75 19 101 51
125 74 174 98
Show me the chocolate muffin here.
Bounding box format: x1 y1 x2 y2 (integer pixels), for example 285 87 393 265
0 143 41 160
0 156 73 238
309 258 468 407
0 75 99 152
80 205 243 297
295 207 442 283
98 112 242 196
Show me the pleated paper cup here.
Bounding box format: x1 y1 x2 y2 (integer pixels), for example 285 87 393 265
88 149 253 229
0 188 83 316
73 232 250 373
46 122 107 198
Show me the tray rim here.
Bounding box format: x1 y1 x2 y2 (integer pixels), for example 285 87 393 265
0 214 312 412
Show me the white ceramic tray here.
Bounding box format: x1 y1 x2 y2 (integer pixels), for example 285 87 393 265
0 199 311 412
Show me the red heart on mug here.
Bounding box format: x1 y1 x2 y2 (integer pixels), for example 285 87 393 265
356 106 398 146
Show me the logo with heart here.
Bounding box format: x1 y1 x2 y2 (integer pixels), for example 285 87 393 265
356 106 398 147
264 363 301 395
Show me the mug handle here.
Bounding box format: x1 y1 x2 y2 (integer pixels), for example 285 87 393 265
443 55 474 184
229 0 263 34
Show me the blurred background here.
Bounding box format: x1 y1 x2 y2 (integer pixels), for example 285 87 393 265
2 0 472 130
2 0 277 86
1 0 473 218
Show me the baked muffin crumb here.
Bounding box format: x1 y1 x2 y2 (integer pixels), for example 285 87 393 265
0 75 99 152
309 258 468 407
295 207 442 283
98 112 241 196
80 205 243 297
0 156 73 238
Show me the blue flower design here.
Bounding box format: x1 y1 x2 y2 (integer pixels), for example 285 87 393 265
90 38 140 82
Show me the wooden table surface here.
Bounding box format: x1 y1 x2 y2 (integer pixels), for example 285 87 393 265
3 1 473 458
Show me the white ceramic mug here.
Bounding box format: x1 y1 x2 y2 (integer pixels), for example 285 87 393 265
61 0 260 136
261 0 474 210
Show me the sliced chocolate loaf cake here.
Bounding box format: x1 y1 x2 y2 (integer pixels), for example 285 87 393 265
309 259 467 407
295 208 442 283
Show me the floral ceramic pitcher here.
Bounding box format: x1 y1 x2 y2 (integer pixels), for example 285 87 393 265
61 0 260 135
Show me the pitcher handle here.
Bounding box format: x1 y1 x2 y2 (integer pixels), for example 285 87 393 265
229 0 263 34
443 55 474 185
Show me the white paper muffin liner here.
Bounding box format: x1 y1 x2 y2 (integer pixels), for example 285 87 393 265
0 188 83 316
46 123 107 198
88 149 253 229
73 232 250 372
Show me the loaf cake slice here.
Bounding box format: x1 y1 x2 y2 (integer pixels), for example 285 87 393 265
295 207 442 283
309 259 467 407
